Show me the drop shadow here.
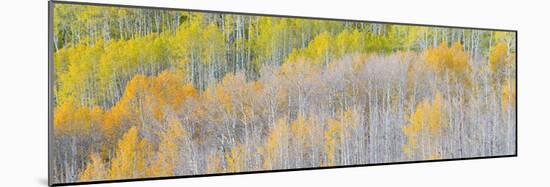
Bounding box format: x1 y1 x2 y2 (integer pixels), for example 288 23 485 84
36 178 49 186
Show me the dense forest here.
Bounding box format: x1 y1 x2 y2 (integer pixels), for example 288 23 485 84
51 3 516 184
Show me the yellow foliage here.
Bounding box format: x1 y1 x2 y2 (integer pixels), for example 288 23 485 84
501 79 516 112
118 74 149 124
73 106 92 131
287 32 332 65
250 80 263 93
489 42 509 73
225 143 246 172
424 42 470 74
53 100 76 132
201 23 225 64
428 93 444 134
149 118 185 177
324 118 342 166
79 153 107 181
321 109 358 166
55 41 106 106
290 114 314 150
402 92 446 159
341 109 359 129
262 118 289 169
334 30 363 58
109 126 140 179
309 32 332 64
54 100 104 135
136 139 153 177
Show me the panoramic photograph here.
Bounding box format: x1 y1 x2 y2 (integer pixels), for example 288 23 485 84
50 2 516 184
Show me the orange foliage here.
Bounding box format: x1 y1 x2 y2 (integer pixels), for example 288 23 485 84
54 100 104 135
424 42 470 74
100 70 196 138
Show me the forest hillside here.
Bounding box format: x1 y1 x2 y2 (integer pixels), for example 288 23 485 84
51 4 516 184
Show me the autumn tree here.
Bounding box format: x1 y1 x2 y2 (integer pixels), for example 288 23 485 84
402 92 446 160
79 153 107 181
109 126 152 179
489 42 512 82
324 117 342 166
225 143 246 173
261 118 289 170
148 118 186 177
424 42 470 75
